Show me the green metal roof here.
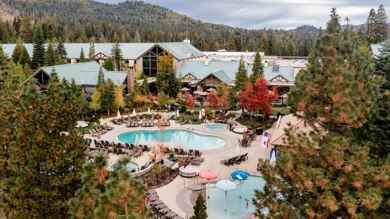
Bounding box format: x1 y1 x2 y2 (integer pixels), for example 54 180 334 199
1 42 204 60
177 59 295 84
40 61 127 86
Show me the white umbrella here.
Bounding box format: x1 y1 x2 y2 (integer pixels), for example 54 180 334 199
179 165 200 178
176 109 180 118
216 179 237 211
199 110 202 120
132 109 136 117
76 121 88 128
148 107 151 114
117 110 121 119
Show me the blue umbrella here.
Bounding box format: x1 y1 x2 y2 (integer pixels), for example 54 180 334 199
231 170 250 181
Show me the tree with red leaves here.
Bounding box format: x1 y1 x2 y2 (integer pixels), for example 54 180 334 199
206 91 220 108
185 94 194 109
238 78 272 115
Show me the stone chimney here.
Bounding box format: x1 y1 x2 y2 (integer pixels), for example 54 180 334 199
127 68 135 93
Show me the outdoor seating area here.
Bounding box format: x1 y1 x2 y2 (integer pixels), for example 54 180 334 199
111 115 171 128
221 153 248 166
88 124 114 138
91 139 149 157
146 190 184 219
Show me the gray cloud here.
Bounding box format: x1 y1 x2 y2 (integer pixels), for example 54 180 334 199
97 0 390 29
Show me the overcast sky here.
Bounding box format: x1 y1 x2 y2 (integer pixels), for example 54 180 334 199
96 0 390 29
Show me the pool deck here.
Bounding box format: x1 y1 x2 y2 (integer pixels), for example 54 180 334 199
88 115 269 219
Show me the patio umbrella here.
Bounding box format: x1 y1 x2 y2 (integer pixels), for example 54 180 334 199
76 121 88 128
132 108 136 117
231 170 250 200
117 110 121 119
179 165 199 178
176 109 180 118
199 170 218 181
148 107 151 114
198 110 202 120
231 170 249 181
216 179 237 211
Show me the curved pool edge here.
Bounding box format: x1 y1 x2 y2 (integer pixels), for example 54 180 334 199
117 128 227 151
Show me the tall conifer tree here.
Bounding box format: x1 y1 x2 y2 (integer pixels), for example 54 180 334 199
375 4 389 43
256 9 387 218
56 38 67 64
233 58 248 92
250 51 264 82
31 26 45 69
0 75 87 218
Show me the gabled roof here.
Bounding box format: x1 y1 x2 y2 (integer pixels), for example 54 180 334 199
177 59 295 86
1 42 204 60
199 70 233 86
264 65 295 82
39 61 126 86
159 42 204 60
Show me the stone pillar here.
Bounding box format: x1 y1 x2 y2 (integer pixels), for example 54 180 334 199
127 68 135 93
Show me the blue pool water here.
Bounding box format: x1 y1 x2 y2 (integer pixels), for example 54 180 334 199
207 123 226 131
207 176 266 219
118 129 225 150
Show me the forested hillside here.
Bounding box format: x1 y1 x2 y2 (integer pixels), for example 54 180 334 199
0 0 320 56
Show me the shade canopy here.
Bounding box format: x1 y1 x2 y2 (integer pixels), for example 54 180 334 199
199 170 218 181
216 179 237 191
179 165 199 178
132 109 136 116
231 170 250 181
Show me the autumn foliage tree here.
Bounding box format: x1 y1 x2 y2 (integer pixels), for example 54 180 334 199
185 94 194 109
238 78 272 115
206 86 229 110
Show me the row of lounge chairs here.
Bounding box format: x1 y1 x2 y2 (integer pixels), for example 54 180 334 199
127 119 171 128
172 148 202 157
88 125 113 138
221 153 248 166
91 140 149 157
145 190 184 219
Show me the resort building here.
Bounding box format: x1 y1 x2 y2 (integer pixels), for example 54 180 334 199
32 61 128 93
177 59 295 96
1 40 205 77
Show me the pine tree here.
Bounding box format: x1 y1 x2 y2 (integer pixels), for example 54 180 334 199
45 40 56 66
12 38 31 66
111 42 122 71
89 41 96 60
31 26 45 69
0 75 87 218
256 9 387 218
367 8 377 44
97 66 105 87
289 8 378 130
56 38 67 64
259 32 269 54
79 48 86 62
103 57 114 71
250 51 263 82
355 40 390 163
69 156 150 219
191 194 207 219
233 58 248 92
375 4 389 43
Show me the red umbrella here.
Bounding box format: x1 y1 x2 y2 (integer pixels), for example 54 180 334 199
199 170 218 181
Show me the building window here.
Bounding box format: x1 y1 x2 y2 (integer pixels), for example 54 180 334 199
142 46 166 77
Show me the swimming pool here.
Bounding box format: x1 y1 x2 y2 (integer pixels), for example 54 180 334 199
207 176 266 219
207 123 226 131
118 129 226 150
